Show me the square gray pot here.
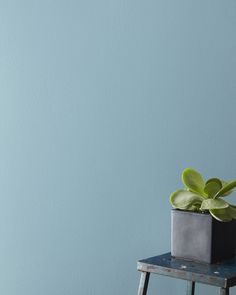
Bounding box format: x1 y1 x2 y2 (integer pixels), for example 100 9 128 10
171 209 236 263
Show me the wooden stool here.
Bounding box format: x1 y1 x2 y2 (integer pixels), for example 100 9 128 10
137 252 236 295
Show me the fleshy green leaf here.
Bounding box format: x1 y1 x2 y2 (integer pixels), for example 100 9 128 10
206 178 222 187
227 205 236 219
200 198 229 210
190 204 201 211
214 180 236 198
209 208 232 222
204 178 222 198
210 205 236 221
170 189 204 210
220 180 233 196
182 168 205 195
221 180 228 186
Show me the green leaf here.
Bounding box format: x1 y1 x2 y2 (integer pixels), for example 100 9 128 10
204 178 222 198
200 198 229 210
220 180 233 196
209 208 232 222
210 205 236 221
182 168 205 195
221 180 228 186
170 189 204 210
206 178 222 187
227 205 236 219
214 180 236 198
190 204 201 211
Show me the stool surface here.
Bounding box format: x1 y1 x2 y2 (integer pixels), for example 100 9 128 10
138 252 236 288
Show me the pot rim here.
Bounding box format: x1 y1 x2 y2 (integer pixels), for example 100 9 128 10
171 208 210 217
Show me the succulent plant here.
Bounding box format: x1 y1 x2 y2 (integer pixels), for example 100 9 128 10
170 168 236 222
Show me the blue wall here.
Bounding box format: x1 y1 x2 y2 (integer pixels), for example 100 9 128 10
1 1 236 294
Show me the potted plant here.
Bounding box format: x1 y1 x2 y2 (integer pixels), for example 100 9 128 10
170 168 236 263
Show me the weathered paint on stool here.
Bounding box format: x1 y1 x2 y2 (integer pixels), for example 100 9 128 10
137 252 236 294
220 288 229 295
137 272 150 295
187 281 195 295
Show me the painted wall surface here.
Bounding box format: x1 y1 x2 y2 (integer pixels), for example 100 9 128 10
0 1 236 294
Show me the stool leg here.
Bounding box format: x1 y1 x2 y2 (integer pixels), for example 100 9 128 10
220 288 229 295
137 271 150 295
186 281 195 295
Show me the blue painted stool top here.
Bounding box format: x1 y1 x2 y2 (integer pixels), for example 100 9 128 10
137 252 236 288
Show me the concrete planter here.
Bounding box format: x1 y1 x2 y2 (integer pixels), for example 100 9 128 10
171 209 236 263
